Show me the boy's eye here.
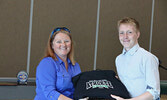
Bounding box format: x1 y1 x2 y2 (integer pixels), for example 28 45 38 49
119 32 124 34
127 31 132 34
64 40 69 43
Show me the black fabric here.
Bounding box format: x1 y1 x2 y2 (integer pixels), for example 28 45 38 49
72 70 131 100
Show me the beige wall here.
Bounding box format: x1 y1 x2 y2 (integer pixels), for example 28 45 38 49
0 0 166 80
152 0 167 80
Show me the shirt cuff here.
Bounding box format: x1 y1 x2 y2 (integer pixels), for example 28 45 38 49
146 85 160 100
47 91 61 100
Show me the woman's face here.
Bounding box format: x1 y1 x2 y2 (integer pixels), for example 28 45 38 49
52 32 71 59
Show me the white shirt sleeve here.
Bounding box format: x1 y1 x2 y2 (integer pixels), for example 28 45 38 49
145 54 160 100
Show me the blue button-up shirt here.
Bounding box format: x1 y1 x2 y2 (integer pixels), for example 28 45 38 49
35 56 81 100
116 44 160 100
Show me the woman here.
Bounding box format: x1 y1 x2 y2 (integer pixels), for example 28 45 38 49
35 27 81 100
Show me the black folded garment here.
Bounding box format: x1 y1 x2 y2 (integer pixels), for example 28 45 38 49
72 70 131 100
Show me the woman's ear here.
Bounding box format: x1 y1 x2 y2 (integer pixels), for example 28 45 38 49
51 41 54 50
52 44 54 50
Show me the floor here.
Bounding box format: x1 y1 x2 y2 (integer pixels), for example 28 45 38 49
161 95 167 100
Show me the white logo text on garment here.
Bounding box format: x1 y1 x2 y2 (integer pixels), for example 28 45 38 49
86 79 114 90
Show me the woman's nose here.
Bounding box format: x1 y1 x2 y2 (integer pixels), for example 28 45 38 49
61 42 66 46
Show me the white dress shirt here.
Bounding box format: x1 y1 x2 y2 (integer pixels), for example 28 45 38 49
116 44 160 100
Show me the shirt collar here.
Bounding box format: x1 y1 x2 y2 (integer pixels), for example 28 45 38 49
122 43 140 55
55 54 72 64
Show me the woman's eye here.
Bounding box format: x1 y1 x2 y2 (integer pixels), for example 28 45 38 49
56 41 62 43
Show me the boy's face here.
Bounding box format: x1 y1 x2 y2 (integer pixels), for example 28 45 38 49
118 24 140 51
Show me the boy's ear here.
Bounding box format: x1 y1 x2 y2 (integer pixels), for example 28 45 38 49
137 31 140 39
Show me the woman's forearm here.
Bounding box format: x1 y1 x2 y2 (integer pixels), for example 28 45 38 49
58 94 73 100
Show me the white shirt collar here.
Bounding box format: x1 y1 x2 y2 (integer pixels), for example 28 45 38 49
122 43 140 55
